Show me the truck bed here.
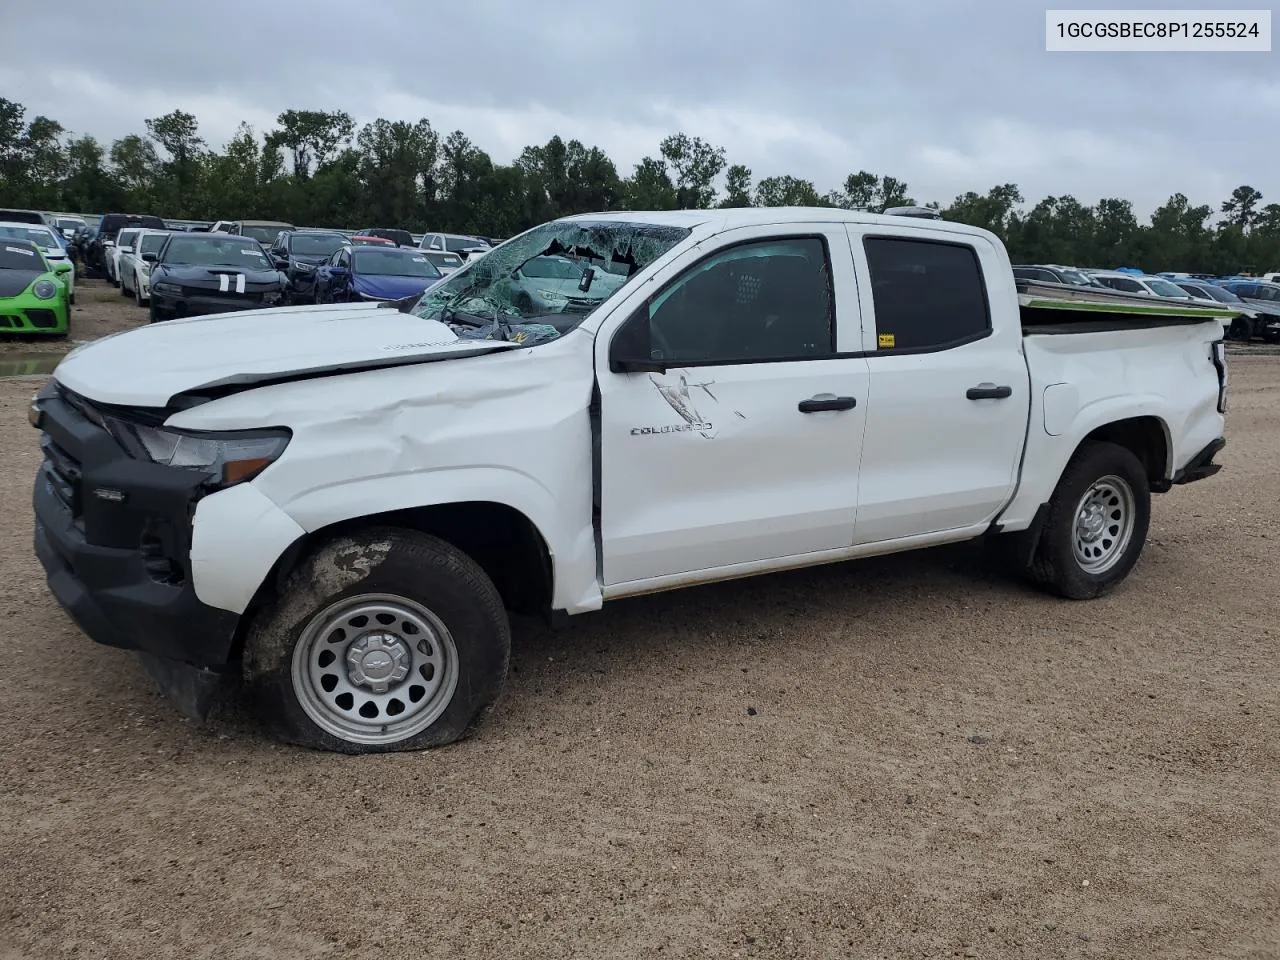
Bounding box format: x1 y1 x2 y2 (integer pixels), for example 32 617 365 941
1016 278 1235 335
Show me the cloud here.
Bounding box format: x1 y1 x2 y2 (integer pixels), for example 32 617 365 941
3 0 1274 217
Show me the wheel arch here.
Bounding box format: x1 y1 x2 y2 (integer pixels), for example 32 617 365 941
230 500 555 662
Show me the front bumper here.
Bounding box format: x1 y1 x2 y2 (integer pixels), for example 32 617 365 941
0 302 68 334
31 384 241 670
152 289 280 317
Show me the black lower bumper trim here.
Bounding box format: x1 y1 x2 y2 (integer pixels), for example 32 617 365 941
137 651 231 720
1173 437 1226 485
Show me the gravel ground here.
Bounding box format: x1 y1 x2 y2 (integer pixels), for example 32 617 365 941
0 289 1276 959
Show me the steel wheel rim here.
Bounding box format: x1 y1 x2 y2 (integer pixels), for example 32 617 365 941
1072 475 1136 575
290 593 459 746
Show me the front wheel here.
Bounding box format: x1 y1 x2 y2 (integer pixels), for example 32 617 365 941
243 529 511 754
1028 441 1151 599
148 301 171 323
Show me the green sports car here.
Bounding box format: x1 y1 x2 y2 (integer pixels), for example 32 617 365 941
0 238 70 335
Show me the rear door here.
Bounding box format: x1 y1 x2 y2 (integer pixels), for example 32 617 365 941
849 228 1029 545
596 224 871 587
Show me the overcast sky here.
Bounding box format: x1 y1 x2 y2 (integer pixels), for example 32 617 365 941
3 0 1276 217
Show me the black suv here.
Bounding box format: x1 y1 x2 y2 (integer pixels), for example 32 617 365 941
86 213 166 277
266 229 350 302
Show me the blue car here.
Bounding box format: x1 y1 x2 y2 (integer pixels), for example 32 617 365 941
313 244 445 303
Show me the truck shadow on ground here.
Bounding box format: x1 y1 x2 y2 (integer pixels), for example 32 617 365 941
198 538 1054 749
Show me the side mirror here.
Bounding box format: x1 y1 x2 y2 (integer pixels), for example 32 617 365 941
608 306 666 374
142 252 157 263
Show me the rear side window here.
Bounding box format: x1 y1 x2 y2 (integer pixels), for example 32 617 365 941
864 237 990 351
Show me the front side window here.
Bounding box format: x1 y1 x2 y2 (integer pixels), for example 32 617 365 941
638 237 834 364
864 237 990 351
1100 276 1144 293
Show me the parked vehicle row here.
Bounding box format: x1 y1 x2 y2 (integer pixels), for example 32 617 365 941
1014 261 1280 342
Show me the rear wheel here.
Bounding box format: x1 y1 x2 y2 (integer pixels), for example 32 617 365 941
243 528 511 754
1027 441 1151 599
1228 316 1254 341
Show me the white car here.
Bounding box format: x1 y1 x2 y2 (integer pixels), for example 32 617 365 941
0 221 76 303
32 208 1230 754
119 229 172 305
1083 270 1193 299
421 250 466 277
419 231 491 262
49 214 88 241
106 228 142 286
501 253 627 313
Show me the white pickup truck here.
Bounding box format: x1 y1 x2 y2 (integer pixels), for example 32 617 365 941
30 208 1230 754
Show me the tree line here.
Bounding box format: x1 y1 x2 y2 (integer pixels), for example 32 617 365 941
1 98 1276 274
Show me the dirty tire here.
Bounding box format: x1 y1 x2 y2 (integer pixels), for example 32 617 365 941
243 528 511 754
1028 440 1151 600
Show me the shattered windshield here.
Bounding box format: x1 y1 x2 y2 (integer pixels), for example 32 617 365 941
409 219 692 346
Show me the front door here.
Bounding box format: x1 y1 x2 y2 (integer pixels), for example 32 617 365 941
596 225 871 588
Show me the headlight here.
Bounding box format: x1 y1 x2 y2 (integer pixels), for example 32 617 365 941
537 289 569 302
151 281 180 295
109 421 291 487
294 262 315 273
33 280 57 300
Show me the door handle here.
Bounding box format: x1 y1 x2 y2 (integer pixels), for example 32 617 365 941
798 395 857 413
966 383 1013 400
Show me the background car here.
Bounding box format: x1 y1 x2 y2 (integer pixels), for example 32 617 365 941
421 250 466 276
0 238 70 335
50 214 88 240
357 227 415 247
1083 270 1193 299
0 209 47 225
314 244 444 303
419 231 491 261
1012 264 1104 287
106 227 142 286
87 213 166 278
348 234 397 247
119 228 173 305
266 229 350 302
498 253 628 314
0 221 76 303
211 219 295 245
1173 279 1280 342
146 233 287 322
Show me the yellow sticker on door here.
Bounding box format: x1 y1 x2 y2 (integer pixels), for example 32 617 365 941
878 333 896 349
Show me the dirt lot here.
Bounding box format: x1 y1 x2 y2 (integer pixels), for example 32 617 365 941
0 279 146 362
0 289 1276 959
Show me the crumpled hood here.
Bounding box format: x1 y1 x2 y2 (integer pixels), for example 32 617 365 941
53 302 520 407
